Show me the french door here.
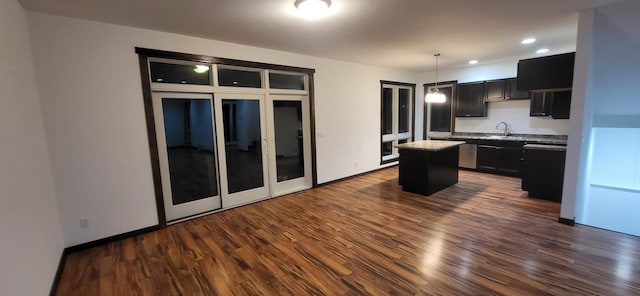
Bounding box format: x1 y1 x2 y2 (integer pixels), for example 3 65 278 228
153 92 312 221
266 95 312 196
152 92 221 221
214 94 270 207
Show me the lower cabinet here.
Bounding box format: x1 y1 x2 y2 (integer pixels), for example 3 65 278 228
476 141 524 176
521 145 566 202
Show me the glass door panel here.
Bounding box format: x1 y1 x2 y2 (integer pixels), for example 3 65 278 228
273 101 304 182
214 94 270 207
267 96 312 196
223 99 264 193
152 92 221 222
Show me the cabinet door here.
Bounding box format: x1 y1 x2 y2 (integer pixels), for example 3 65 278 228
522 148 566 202
496 146 523 175
484 79 506 102
456 82 486 117
455 83 471 117
530 92 551 116
505 78 530 100
477 145 498 170
551 91 571 119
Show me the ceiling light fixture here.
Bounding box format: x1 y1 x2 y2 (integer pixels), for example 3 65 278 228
536 48 549 54
425 53 446 104
468 60 478 65
521 38 536 45
193 65 210 73
294 0 332 20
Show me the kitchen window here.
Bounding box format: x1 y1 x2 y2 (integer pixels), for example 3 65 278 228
380 81 415 164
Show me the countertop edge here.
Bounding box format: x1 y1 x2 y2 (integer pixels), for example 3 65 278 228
396 140 466 152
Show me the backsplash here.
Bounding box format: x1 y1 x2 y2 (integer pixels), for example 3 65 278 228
454 100 569 135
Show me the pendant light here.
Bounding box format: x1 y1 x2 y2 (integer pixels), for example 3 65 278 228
425 53 446 103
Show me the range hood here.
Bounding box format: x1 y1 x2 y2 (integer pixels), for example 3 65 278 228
517 52 575 92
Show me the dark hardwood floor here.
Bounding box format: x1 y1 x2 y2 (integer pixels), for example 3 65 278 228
55 168 640 295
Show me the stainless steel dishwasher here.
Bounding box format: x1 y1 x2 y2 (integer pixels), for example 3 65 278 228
459 143 477 169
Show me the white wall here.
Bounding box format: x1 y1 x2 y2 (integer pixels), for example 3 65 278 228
418 60 570 137
0 0 64 294
454 100 569 135
565 0 640 235
27 12 418 246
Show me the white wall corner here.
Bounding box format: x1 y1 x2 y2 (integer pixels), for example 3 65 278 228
560 9 596 222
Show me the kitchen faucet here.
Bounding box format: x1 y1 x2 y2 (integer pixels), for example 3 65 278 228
496 121 509 136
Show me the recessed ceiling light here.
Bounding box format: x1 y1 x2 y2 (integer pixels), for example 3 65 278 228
536 48 549 54
521 38 536 45
294 0 332 20
468 60 478 65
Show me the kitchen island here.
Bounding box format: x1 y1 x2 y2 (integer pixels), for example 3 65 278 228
396 140 465 196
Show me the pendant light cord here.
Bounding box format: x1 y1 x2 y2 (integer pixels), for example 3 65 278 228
434 53 440 90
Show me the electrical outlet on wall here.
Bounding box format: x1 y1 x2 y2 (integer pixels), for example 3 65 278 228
79 217 90 229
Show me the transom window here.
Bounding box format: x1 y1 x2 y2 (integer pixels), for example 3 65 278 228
147 60 308 91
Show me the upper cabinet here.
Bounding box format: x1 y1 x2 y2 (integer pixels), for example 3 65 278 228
456 82 487 117
517 52 575 92
550 90 571 119
530 91 572 119
529 92 551 116
505 78 530 100
484 80 506 102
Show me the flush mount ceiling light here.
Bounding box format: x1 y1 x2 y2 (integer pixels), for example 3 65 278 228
295 0 332 20
193 65 210 73
521 37 536 45
536 48 549 54
468 60 479 65
425 53 446 104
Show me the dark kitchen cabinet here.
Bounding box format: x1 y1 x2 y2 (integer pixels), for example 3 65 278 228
522 145 566 202
476 141 524 176
484 79 506 102
530 91 571 118
551 90 571 119
456 82 487 117
529 92 552 116
505 78 530 100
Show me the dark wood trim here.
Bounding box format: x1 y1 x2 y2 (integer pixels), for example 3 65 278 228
558 217 575 226
380 158 398 165
138 53 167 227
49 249 68 296
423 80 457 139
65 225 161 254
318 164 398 187
309 74 319 188
135 47 315 75
410 84 416 142
380 80 416 87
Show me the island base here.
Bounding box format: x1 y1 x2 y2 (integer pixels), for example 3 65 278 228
398 146 459 196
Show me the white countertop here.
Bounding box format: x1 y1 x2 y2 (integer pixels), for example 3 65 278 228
396 140 466 152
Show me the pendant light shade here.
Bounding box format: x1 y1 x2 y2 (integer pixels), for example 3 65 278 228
425 88 446 103
425 53 446 103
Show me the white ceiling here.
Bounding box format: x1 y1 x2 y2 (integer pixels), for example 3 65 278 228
18 0 620 72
